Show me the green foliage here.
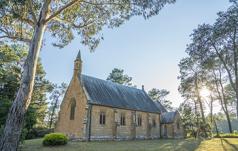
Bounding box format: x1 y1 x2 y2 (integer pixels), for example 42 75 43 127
0 0 175 50
178 2 238 137
42 133 68 146
107 68 134 87
0 44 27 127
184 3 238 117
178 101 196 136
20 128 28 144
0 44 53 139
47 83 67 129
148 88 173 111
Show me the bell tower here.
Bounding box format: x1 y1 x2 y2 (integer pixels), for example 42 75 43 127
74 50 82 77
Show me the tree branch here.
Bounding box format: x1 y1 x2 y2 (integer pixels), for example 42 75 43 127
81 0 132 7
20 17 35 26
72 20 94 28
211 41 236 91
2 13 35 26
28 0 38 24
0 34 31 43
45 0 81 23
52 16 94 28
0 28 31 43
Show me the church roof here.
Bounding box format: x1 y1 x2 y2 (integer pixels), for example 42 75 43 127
161 111 178 124
154 101 167 113
81 74 160 113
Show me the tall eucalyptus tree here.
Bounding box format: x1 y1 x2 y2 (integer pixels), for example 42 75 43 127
186 4 238 118
178 57 206 124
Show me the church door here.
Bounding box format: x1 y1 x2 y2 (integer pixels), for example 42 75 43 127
164 125 167 138
130 111 136 139
112 110 118 139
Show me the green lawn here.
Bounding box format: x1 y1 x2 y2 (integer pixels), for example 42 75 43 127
20 138 238 151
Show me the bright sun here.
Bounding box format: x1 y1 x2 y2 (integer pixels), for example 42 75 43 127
200 87 210 98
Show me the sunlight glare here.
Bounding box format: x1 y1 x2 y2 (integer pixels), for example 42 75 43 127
200 87 210 98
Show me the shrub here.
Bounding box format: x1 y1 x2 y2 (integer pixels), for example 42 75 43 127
233 130 238 134
20 128 28 144
42 133 68 146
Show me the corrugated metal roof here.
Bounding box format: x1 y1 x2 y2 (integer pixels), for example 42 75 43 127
80 74 160 113
154 101 167 113
161 111 177 124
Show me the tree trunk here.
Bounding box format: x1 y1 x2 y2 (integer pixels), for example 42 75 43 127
218 69 233 133
234 58 238 119
212 43 238 119
225 112 233 133
212 69 233 134
194 74 206 123
194 101 198 121
232 28 238 119
49 97 59 129
213 119 219 136
0 2 50 150
209 95 214 135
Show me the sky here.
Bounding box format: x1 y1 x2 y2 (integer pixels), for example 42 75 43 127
41 0 232 108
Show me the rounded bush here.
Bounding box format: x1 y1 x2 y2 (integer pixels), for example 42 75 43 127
42 133 68 146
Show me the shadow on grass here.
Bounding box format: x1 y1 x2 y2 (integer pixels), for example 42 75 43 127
173 138 202 151
21 138 204 151
221 138 238 151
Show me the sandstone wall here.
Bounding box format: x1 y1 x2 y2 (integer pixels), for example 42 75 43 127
55 76 87 139
90 105 114 140
90 105 160 140
161 113 184 138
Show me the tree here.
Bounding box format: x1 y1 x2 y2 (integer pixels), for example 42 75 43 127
179 2 238 133
178 100 197 137
193 55 234 133
178 57 206 124
210 64 233 133
107 68 133 86
0 44 52 138
47 83 67 129
148 88 173 111
0 44 26 128
186 3 238 118
0 0 175 149
178 56 215 138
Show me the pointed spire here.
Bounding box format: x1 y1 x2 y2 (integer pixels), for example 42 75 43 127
74 49 82 77
76 49 81 61
142 85 145 91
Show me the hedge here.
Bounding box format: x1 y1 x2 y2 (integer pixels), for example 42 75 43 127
42 133 68 146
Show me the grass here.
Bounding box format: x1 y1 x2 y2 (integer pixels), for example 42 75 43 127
214 133 238 138
20 138 238 151
196 138 238 151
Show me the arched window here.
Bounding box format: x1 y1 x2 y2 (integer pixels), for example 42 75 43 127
120 113 126 126
99 112 106 125
152 118 156 128
70 98 76 120
137 114 142 127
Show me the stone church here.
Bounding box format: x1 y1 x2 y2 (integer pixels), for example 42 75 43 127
55 51 184 141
